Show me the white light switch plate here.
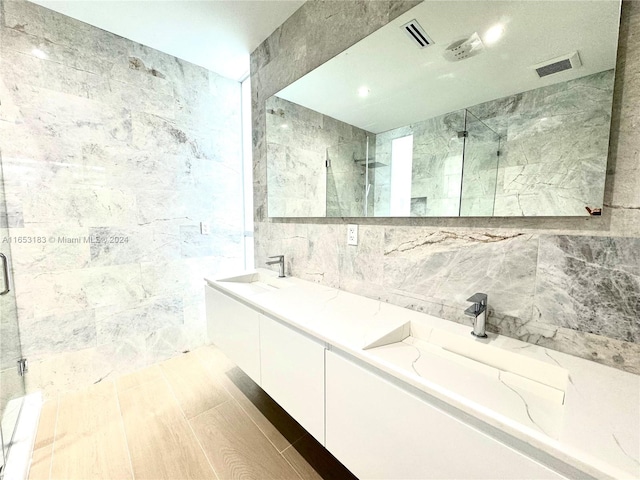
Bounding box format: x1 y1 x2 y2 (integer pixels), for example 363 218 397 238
200 222 210 235
347 224 358 246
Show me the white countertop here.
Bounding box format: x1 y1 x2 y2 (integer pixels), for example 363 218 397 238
205 269 640 480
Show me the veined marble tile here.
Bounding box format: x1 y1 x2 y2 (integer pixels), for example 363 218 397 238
144 324 193 361
0 365 24 413
0 187 24 228
6 226 91 274
19 309 97 360
250 0 639 374
534 235 640 343
0 26 115 76
2 84 132 147
135 187 214 225
459 195 496 217
140 256 233 299
266 95 372 217
95 294 184 346
14 263 146 319
488 315 640 375
108 60 174 96
0 0 244 397
22 184 138 227
140 259 192 298
0 300 21 369
3 89 132 151
0 125 79 177
338 225 385 287
74 148 217 192
177 74 241 134
128 40 209 89
0 47 112 101
2 0 128 61
374 111 465 217
106 79 175 120
383 229 538 321
23 346 105 399
88 225 180 266
180 225 215 258
130 111 214 160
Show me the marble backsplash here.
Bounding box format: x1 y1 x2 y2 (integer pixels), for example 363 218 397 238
251 0 640 374
0 0 244 396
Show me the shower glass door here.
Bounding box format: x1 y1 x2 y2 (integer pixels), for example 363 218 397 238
0 153 24 474
326 137 372 217
459 110 501 216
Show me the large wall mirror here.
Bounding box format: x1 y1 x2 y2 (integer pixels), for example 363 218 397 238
266 0 621 218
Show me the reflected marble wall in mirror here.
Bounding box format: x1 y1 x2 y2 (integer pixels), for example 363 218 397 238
266 0 621 218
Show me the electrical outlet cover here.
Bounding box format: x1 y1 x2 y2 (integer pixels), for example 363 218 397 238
347 224 358 246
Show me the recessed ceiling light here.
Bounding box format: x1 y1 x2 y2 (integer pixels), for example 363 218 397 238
357 86 370 97
484 24 504 45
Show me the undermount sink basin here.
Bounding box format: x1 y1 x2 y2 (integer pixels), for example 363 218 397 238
217 270 295 292
369 319 569 405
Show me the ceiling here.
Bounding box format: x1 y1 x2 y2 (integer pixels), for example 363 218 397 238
276 0 621 134
30 0 305 81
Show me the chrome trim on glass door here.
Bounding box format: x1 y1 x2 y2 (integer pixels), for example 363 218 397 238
0 253 10 295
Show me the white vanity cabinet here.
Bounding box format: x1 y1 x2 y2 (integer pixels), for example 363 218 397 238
260 317 326 444
325 350 566 480
205 284 325 444
205 285 261 384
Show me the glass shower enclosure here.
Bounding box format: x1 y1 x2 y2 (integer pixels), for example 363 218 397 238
0 156 24 476
326 136 377 217
459 110 501 216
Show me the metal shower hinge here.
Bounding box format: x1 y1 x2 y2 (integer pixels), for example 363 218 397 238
326 159 331 168
17 358 28 376
458 131 468 138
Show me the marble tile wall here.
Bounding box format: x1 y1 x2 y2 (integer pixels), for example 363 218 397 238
459 110 501 217
251 0 640 374
326 138 373 217
469 70 615 217
375 70 610 218
265 95 372 217
0 0 244 397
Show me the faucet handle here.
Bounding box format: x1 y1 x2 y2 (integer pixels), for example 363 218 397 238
466 293 487 304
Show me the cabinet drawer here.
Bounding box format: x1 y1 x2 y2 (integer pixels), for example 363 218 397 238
326 350 565 480
260 316 325 444
205 285 261 384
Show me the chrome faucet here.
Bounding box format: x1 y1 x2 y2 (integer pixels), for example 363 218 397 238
266 255 285 278
464 293 488 338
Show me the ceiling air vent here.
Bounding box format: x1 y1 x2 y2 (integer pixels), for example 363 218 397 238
533 51 582 78
402 19 434 48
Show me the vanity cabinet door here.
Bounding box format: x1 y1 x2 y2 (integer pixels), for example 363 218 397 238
325 351 566 480
260 316 325 445
205 285 261 384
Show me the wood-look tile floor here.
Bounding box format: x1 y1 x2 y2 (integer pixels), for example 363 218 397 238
28 345 357 480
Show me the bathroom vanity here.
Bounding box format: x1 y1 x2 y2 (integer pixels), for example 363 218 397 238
205 269 639 480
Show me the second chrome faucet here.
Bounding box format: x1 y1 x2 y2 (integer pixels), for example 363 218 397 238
266 255 285 278
464 293 488 338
